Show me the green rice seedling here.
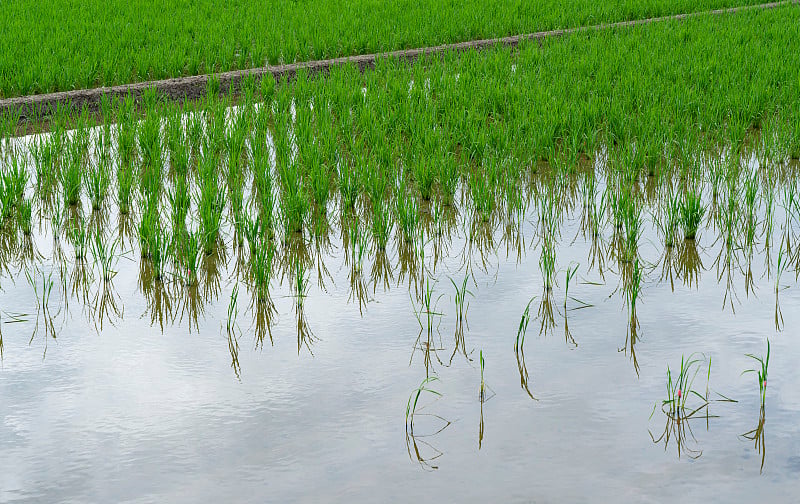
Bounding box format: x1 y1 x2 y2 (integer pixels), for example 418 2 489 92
138 201 159 258
85 152 111 212
439 153 459 207
405 376 442 432
650 352 734 459
180 231 200 286
371 199 392 250
169 130 190 183
627 258 643 310
292 259 310 310
147 226 168 281
515 297 536 353
61 140 83 207
49 195 64 242
660 191 681 248
338 164 361 212
68 217 88 261
90 229 118 282
5 154 29 208
680 190 705 240
396 192 419 244
242 213 261 259
251 241 275 302
743 339 770 408
168 177 191 238
196 160 225 255
228 173 246 243
412 157 436 201
661 354 707 417
309 155 331 214
0 176 13 224
116 151 136 216
138 108 163 172
564 262 579 309
470 170 494 222
31 136 58 196
17 198 32 236
278 162 309 237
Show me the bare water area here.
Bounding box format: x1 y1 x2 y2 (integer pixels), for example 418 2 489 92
1 117 799 503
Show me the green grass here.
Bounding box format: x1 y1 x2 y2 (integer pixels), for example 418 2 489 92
0 0 781 98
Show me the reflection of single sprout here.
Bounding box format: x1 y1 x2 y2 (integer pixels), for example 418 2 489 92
478 350 496 450
448 274 473 364
411 278 444 378
514 298 538 401
225 284 242 380
740 405 767 473
25 266 64 358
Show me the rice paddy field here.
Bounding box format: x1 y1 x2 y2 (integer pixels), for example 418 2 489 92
2 3 800 502
0 0 784 97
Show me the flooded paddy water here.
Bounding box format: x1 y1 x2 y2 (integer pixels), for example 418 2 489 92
2 118 800 502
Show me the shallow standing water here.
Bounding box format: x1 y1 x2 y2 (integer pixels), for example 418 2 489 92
1 133 800 502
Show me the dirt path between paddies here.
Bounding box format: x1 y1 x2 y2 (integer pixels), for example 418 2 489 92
1 0 796 129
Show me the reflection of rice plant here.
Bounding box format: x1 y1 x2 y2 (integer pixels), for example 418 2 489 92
292 260 310 307
226 284 239 332
660 191 681 248
180 231 200 286
117 163 135 215
24 267 61 348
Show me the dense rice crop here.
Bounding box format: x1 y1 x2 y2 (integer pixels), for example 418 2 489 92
0 0 783 98
1 6 798 350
